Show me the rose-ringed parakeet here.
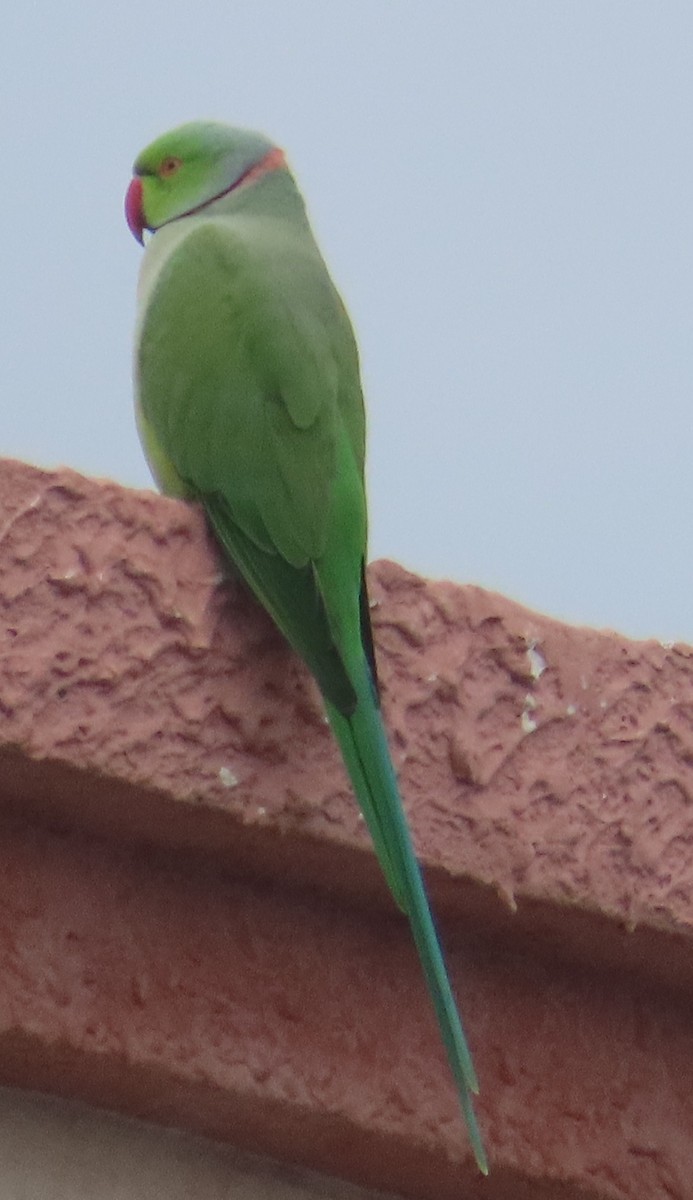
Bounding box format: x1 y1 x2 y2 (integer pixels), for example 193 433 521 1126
125 122 487 1174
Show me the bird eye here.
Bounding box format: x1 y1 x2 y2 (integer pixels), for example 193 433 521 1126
159 156 182 178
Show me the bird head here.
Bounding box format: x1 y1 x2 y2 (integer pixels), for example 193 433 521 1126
125 121 285 244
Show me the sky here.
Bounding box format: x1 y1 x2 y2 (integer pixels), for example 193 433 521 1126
3 2 692 641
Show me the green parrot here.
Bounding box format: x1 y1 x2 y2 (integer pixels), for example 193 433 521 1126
125 121 487 1175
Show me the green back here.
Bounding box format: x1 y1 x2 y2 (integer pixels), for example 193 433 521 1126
136 173 370 712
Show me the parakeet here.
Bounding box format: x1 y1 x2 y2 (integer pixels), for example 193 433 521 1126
125 121 487 1174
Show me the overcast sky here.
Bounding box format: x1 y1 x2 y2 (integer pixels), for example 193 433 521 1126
3 3 692 641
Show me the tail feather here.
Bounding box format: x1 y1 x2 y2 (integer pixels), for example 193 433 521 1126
326 665 488 1176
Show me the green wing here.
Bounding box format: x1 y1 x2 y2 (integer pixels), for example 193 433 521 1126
137 217 366 713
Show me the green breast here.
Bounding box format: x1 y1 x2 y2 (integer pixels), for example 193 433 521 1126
135 399 195 499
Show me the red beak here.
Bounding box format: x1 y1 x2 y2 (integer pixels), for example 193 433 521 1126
125 176 145 244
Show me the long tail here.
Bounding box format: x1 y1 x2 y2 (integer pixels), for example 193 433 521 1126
326 663 488 1176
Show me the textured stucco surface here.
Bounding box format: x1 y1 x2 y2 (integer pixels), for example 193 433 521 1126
0 457 691 1198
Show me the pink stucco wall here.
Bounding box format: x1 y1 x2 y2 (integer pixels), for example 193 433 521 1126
0 458 690 1199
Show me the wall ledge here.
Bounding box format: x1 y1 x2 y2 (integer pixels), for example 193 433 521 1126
0 457 690 1198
